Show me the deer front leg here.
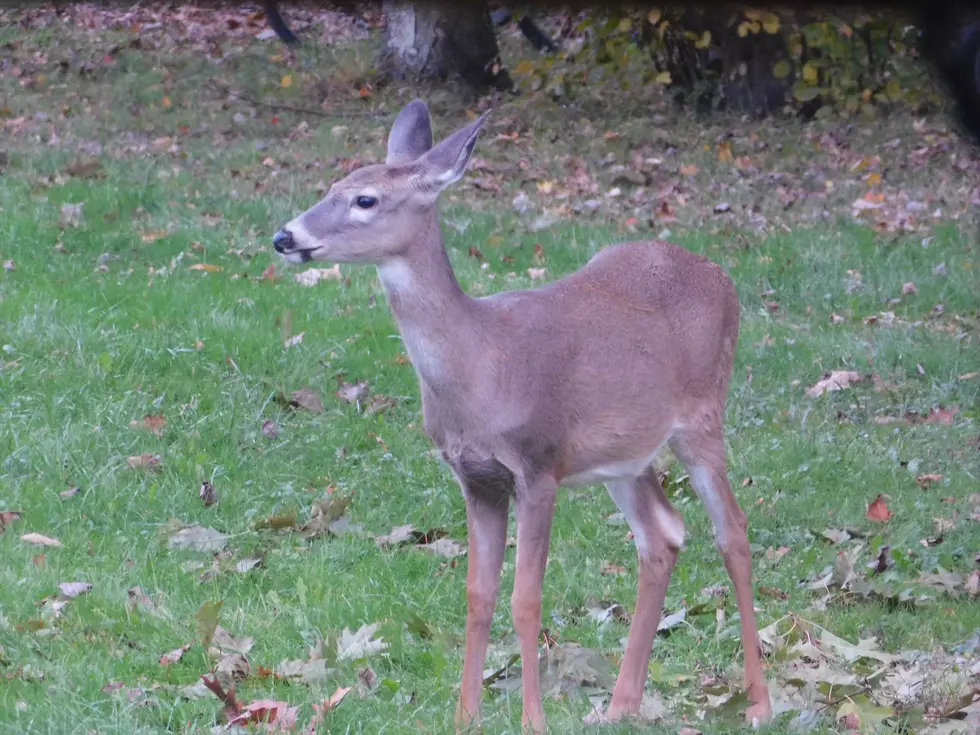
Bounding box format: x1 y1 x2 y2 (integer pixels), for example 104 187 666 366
511 474 558 734
604 469 684 720
456 485 510 733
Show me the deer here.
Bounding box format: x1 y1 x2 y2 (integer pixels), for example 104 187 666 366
273 99 772 733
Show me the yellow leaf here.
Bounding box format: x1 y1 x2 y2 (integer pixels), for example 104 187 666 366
762 13 780 34
189 263 222 272
514 59 535 75
647 8 662 24
161 96 172 108
743 9 761 21
281 74 293 89
772 60 791 79
717 141 734 163
738 22 750 37
803 63 818 85
839 23 853 38
696 30 712 49
655 70 672 85
679 163 699 176
617 18 631 32
866 172 882 186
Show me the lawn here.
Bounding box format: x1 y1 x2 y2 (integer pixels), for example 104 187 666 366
1 5 978 734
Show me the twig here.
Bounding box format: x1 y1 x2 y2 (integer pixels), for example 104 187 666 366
207 81 389 119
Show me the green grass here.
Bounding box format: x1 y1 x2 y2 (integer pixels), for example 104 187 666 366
1 8 979 734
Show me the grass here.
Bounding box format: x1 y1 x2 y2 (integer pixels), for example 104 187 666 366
1 6 979 734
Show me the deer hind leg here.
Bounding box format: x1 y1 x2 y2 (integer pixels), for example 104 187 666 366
669 424 772 728
603 468 684 721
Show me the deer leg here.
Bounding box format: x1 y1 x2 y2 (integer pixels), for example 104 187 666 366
669 429 772 727
455 485 510 733
511 474 558 734
604 469 684 720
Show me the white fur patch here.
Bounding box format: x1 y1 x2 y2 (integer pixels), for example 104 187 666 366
605 480 652 557
376 260 445 385
376 259 414 295
562 441 666 488
688 466 730 545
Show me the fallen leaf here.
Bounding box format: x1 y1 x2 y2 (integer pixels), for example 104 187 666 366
923 406 958 425
336 381 369 403
294 265 341 286
59 487 80 499
2 259 14 271
195 600 224 647
261 420 279 438
188 263 222 272
284 331 305 349
337 623 389 660
374 524 416 548
235 557 262 574
129 414 166 435
0 510 21 532
806 370 864 397
160 644 190 666
600 562 627 576
213 626 254 655
867 494 892 522
20 533 62 547
916 473 944 488
167 524 228 552
57 582 92 598
60 202 84 228
229 699 299 730
65 158 102 178
259 263 278 281
657 608 687 633
310 686 353 725
527 267 546 280
902 281 917 295
415 537 466 558
288 389 324 413
127 453 162 472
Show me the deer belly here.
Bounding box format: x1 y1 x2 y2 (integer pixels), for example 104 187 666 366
561 442 666 488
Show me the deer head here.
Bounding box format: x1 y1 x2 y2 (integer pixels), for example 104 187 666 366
273 100 490 264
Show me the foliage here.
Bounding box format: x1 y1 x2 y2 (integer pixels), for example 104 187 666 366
513 6 938 119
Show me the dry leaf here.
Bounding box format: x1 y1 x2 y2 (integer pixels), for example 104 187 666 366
902 281 917 295
284 331 305 348
923 406 958 425
167 524 228 552
915 473 943 488
309 686 353 726
127 453 162 472
261 420 279 438
0 510 21 532
527 267 546 280
57 582 92 598
20 533 62 547
130 414 166 435
60 487 80 499
289 389 324 413
160 644 190 666
59 202 84 228
415 538 466 558
188 263 222 272
229 700 299 730
806 370 864 397
294 265 341 286
866 494 892 522
2 259 15 272
337 623 389 660
600 562 627 576
374 524 416 548
259 263 278 281
336 381 369 403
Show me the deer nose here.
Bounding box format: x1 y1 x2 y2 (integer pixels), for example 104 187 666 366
273 229 293 253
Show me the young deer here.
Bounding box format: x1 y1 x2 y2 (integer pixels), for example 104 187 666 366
274 100 772 732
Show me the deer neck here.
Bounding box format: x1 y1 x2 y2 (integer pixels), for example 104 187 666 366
376 215 475 389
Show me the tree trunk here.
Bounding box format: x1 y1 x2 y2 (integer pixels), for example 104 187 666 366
382 0 513 90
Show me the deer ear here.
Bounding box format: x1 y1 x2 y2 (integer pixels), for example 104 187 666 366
386 99 433 165
417 110 490 192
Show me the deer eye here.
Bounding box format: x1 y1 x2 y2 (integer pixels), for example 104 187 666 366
354 195 378 209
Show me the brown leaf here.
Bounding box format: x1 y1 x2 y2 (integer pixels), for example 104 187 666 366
60 487 80 499
2 259 15 272
915 473 943 488
866 494 892 522
229 700 299 730
65 158 102 178
901 281 917 295
288 389 324 413
261 420 279 438
259 263 278 281
806 370 864 397
923 406 958 424
336 381 369 403
20 533 62 547
160 644 190 666
309 686 353 727
130 414 166 435
294 265 341 286
188 263 222 272
374 524 416 548
0 510 21 532
283 331 305 349
600 562 627 576
127 453 162 472
59 202 84 228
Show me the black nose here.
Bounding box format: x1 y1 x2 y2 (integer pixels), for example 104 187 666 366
273 229 293 253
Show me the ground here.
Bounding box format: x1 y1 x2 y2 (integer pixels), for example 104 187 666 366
0 4 979 735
